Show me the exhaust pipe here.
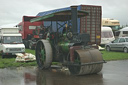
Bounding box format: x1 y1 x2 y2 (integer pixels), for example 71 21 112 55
71 6 78 34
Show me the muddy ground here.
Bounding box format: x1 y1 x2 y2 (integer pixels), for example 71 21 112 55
0 60 128 85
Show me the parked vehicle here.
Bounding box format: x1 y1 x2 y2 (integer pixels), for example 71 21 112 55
0 26 25 58
102 18 120 36
101 27 115 45
105 37 128 53
102 18 120 31
117 27 128 37
18 16 43 49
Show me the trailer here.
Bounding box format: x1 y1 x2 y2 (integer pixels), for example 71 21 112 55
101 27 115 45
118 27 128 37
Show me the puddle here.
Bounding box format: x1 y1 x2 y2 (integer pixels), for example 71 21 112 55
0 60 128 85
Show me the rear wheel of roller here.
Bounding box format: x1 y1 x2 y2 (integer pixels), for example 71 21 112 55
68 51 81 75
68 48 103 75
36 39 53 69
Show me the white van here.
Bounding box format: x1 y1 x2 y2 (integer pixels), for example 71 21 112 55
0 27 25 58
101 27 115 45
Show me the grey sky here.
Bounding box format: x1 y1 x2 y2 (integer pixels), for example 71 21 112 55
0 0 128 26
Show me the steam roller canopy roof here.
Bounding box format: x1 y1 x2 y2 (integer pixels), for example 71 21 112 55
30 10 88 22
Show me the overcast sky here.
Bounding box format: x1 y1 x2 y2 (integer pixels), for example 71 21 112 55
0 0 128 26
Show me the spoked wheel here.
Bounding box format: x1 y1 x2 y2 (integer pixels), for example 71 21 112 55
36 39 53 69
68 48 103 75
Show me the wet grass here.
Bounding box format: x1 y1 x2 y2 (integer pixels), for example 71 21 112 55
101 50 128 61
0 49 128 68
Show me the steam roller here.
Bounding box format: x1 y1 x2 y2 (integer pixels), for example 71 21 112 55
32 6 105 75
36 39 104 75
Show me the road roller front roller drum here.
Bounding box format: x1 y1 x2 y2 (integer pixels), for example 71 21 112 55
68 48 103 75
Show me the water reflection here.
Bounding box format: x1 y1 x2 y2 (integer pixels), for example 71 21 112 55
36 68 103 85
1 60 128 85
0 67 103 85
24 72 36 84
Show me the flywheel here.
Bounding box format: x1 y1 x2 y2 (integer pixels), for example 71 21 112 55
36 39 53 69
68 48 104 75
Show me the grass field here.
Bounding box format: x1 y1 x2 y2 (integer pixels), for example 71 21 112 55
0 49 128 68
101 50 128 61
